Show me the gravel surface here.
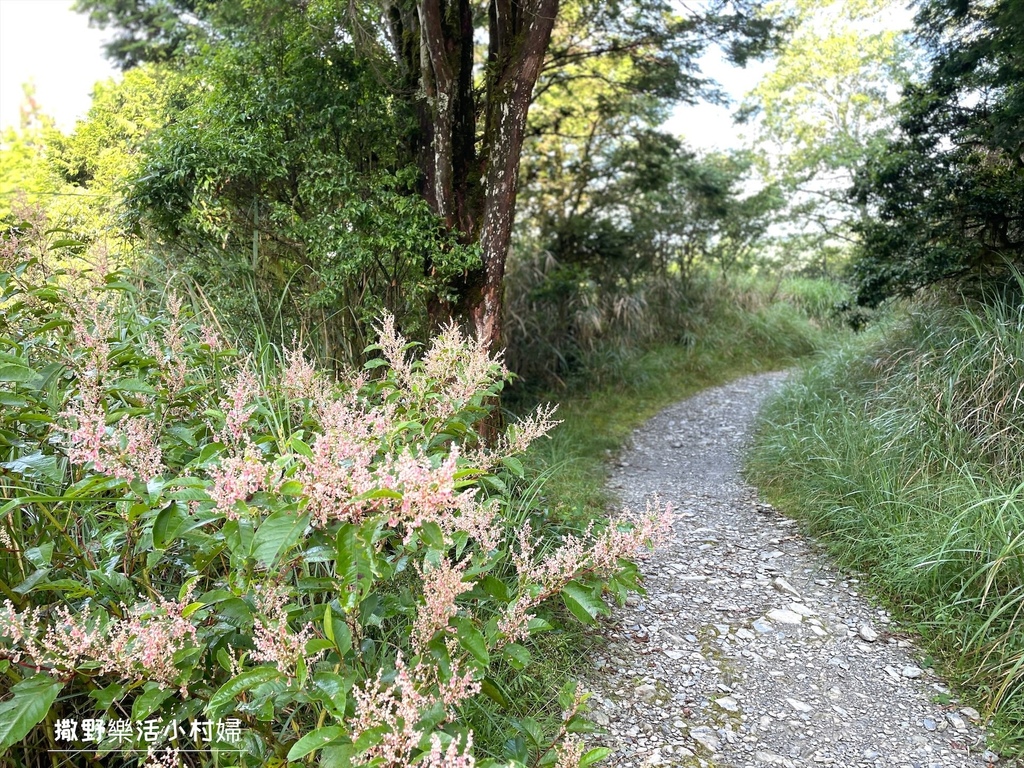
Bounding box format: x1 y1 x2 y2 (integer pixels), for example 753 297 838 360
585 371 1001 768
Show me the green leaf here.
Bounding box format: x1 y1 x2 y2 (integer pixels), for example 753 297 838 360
501 456 525 478
320 744 356 768
1 453 61 482
502 643 531 670
13 568 49 595
89 682 126 710
336 523 374 612
480 677 509 707
580 747 612 766
111 378 157 395
251 510 310 567
561 581 606 625
418 521 445 550
287 725 347 760
131 683 174 721
207 666 280 718
311 672 350 719
0 352 35 383
152 502 188 549
452 616 489 666
0 674 63 751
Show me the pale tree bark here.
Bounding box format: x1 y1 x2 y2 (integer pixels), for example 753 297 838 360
385 0 560 352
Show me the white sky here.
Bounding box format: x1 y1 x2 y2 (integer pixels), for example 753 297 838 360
0 0 757 150
667 53 771 151
0 0 904 153
0 0 118 133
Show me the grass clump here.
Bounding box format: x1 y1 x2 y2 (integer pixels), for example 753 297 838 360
746 292 1024 753
515 272 847 530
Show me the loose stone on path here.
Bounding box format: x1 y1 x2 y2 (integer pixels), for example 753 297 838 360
584 372 1000 768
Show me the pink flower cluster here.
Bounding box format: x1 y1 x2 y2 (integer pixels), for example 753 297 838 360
294 396 388 527
293 390 498 546
147 291 188 394
0 589 197 695
250 585 322 678
412 558 473 652
69 295 114 379
281 342 322 401
60 384 165 483
554 738 585 768
220 369 260 446
419 732 476 768
107 590 198 695
499 499 674 643
206 447 270 519
349 653 479 767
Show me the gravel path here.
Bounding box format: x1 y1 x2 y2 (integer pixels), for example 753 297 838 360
585 371 998 768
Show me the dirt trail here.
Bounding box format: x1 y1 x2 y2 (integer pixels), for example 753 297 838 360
586 371 995 768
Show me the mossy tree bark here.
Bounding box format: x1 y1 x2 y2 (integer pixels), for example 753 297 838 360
385 0 559 352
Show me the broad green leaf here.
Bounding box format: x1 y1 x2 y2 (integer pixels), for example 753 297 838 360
110 378 157 395
580 747 612 766
251 511 309 567
13 568 49 595
286 726 347 760
0 352 35 383
89 682 125 711
452 616 488 666
0 453 61 482
312 672 350 719
480 677 509 706
131 683 174 721
207 666 280 718
152 502 188 549
561 581 605 625
419 521 445 550
320 744 356 768
336 523 374 612
502 643 531 670
0 674 63 751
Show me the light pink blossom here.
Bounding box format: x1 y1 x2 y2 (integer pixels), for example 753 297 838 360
349 653 480 766
250 585 322 678
207 448 268 518
412 559 473 652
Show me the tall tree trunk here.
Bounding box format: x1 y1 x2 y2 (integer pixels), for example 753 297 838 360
388 0 559 352
473 0 559 351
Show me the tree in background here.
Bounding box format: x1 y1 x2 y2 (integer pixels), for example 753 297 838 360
851 0 1024 308
120 2 471 362
76 0 781 355
739 0 911 273
0 84 60 220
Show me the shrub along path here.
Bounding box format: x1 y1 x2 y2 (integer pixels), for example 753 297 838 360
584 372 995 768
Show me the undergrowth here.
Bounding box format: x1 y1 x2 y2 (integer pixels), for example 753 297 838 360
513 271 846 537
746 291 1024 754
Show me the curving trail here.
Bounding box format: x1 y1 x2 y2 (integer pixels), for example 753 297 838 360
585 372 996 768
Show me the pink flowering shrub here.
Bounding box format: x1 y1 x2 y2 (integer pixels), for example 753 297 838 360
0 223 671 767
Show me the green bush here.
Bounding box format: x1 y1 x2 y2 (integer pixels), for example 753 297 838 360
746 295 1024 753
0 220 669 767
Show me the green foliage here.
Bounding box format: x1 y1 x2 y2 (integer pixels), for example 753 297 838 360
73 0 238 68
515 272 847 530
741 0 911 269
851 0 1024 307
126 0 474 363
0 220 666 766
44 64 181 245
746 293 1024 752
0 85 62 220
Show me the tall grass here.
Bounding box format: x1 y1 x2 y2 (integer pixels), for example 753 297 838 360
746 293 1024 753
514 272 847 526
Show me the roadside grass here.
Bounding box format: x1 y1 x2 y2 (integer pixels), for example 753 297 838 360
745 293 1024 754
513 272 848 542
